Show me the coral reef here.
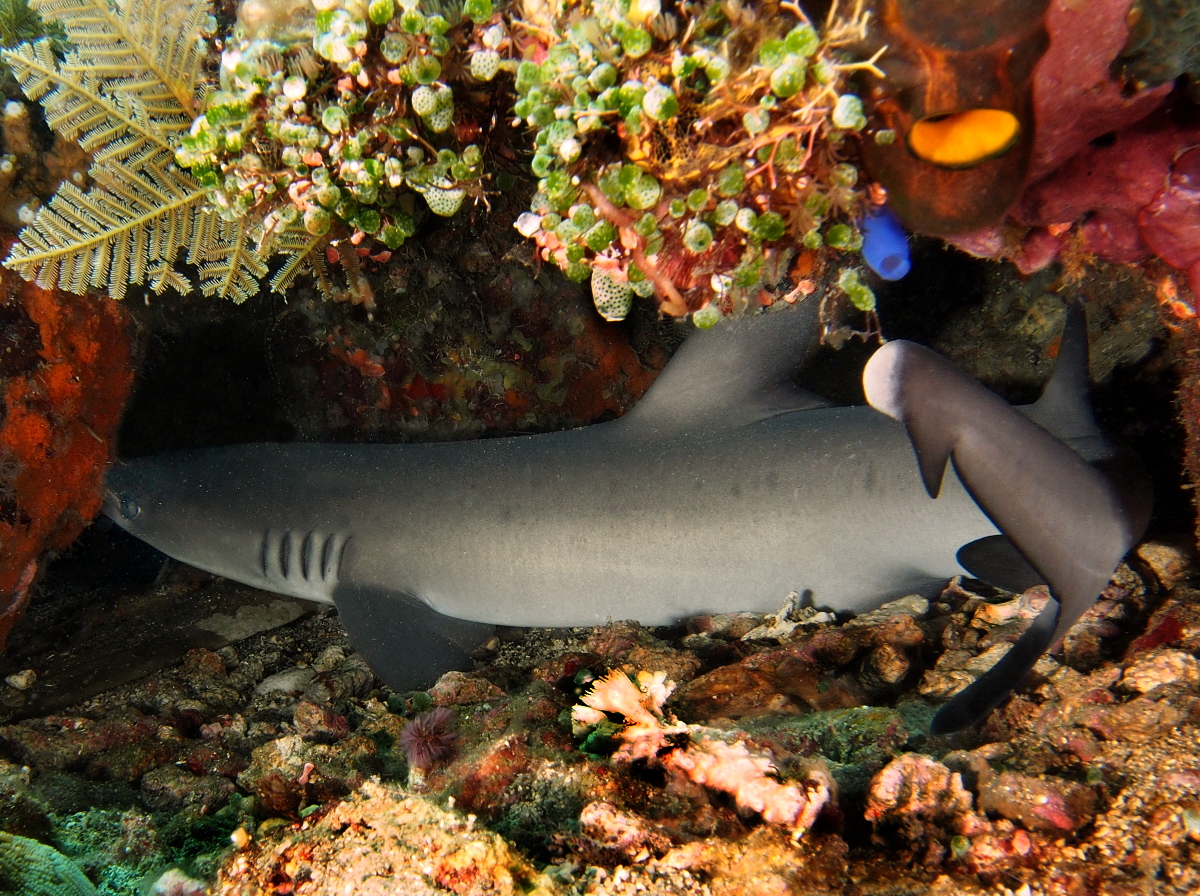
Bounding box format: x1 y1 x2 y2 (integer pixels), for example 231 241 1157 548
0 249 132 651
1 0 893 324
216 780 556 896
0 523 1192 894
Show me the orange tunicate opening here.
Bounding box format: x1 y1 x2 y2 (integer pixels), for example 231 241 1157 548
906 108 1020 169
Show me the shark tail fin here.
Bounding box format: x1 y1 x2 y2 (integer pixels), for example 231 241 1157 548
864 307 1150 733
333 585 496 691
929 600 1060 735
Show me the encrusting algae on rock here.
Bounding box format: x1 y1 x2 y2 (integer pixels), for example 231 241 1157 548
0 831 97 896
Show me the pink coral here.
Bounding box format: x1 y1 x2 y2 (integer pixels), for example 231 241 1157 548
667 737 832 834
572 670 679 744
1139 146 1200 298
573 670 833 836
1029 0 1171 180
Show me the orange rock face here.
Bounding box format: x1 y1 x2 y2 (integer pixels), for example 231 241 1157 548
0 257 133 650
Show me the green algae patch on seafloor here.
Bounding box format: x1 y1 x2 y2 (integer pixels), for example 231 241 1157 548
750 704 918 798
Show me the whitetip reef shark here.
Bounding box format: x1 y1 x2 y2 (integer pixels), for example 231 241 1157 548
102 301 1149 734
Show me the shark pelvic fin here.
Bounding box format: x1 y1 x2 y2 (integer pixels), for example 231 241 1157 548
623 302 827 433
956 534 1044 594
333 585 497 691
864 310 1149 732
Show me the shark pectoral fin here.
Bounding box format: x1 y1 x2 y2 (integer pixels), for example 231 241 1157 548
956 535 1045 594
333 585 496 692
911 428 953 499
930 596 1060 734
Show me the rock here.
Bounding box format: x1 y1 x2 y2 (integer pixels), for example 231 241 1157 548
1120 648 1200 695
529 652 603 686
254 666 316 696
978 771 1097 835
1136 541 1191 590
178 648 227 681
215 780 553 895
428 671 505 706
183 744 248 780
577 801 672 862
139 765 236 813
147 867 207 896
293 700 350 743
844 594 929 627
865 754 978 840
455 735 536 820
311 646 347 673
5 669 35 690
237 734 377 816
620 644 701 685
0 760 51 840
673 665 785 722
584 621 647 660
687 612 763 640
302 654 377 703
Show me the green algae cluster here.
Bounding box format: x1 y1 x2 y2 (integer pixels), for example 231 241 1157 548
5 0 886 320
512 0 884 321
177 0 496 249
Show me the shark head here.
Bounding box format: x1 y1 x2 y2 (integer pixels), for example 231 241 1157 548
104 456 189 553
104 451 345 605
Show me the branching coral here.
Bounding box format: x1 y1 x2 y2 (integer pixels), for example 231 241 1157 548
572 670 833 837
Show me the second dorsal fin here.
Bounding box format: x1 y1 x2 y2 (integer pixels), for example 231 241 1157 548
1022 300 1110 461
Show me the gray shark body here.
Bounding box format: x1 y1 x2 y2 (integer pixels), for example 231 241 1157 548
103 304 1148 732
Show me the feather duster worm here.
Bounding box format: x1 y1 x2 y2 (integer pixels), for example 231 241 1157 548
857 0 1052 234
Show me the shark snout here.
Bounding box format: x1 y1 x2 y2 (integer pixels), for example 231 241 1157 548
102 461 145 527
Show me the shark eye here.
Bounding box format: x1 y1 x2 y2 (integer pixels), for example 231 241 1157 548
119 494 141 520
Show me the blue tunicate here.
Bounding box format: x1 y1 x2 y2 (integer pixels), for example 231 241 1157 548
861 205 911 280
